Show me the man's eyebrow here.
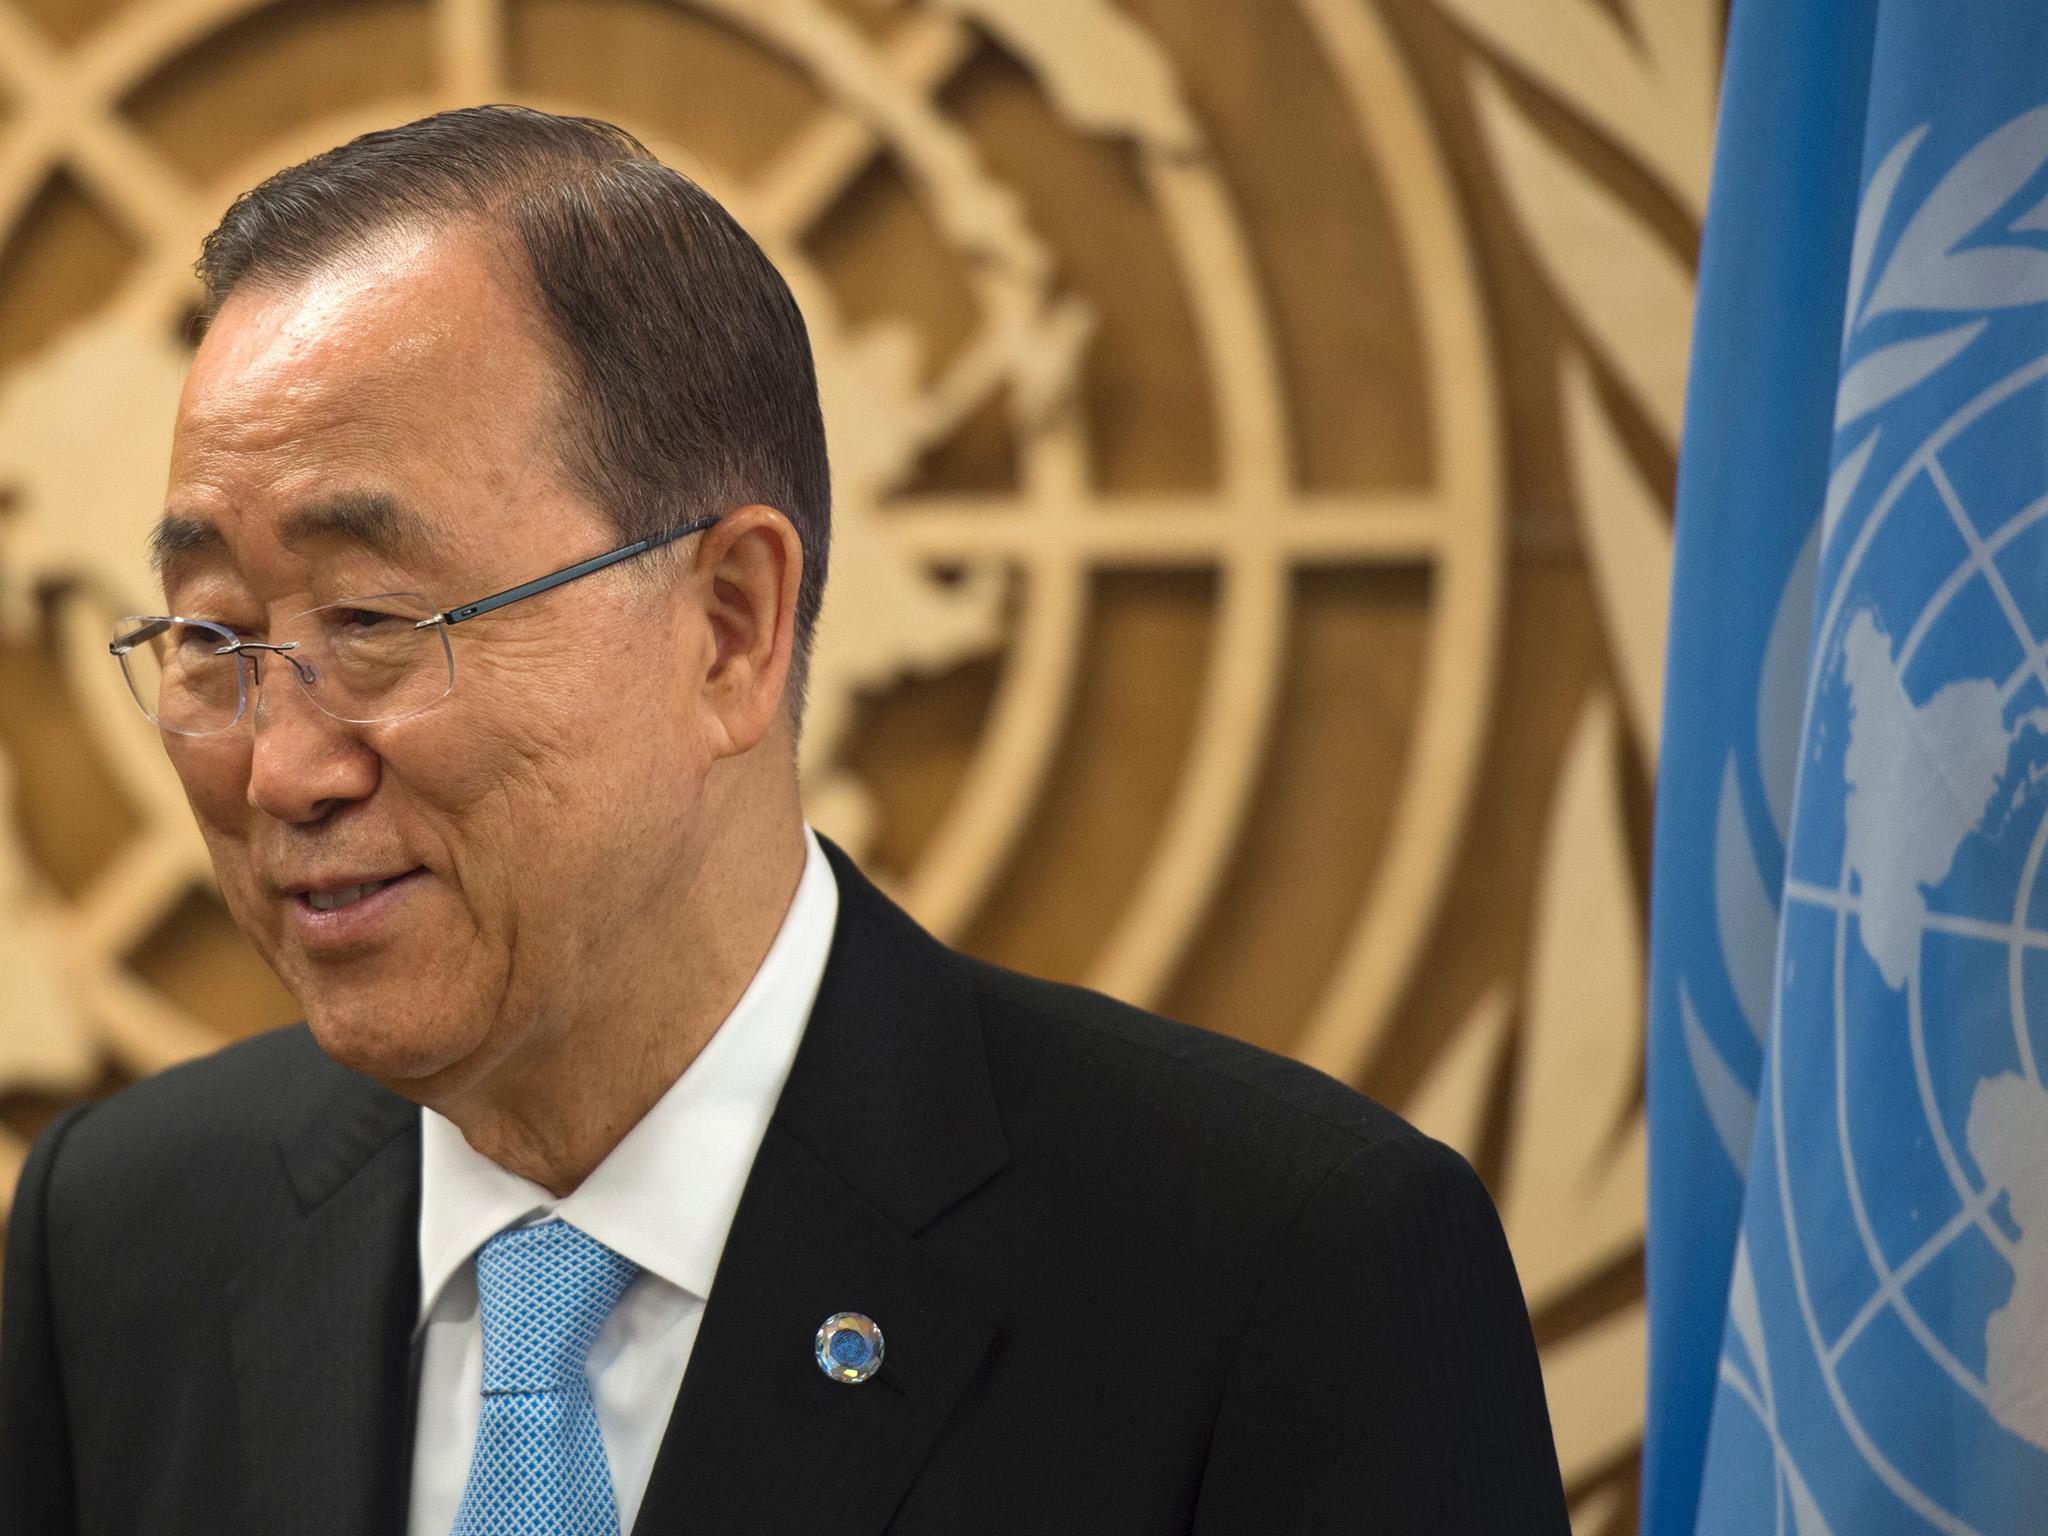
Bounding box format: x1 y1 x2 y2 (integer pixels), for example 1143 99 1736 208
277 491 423 562
148 514 223 577
148 491 425 581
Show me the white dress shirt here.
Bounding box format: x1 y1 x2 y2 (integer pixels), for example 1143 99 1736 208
407 827 839 1536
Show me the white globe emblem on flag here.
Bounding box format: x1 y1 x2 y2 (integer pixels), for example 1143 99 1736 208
1713 107 2048 1535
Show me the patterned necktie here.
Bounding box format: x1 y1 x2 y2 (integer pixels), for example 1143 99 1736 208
452 1218 643 1536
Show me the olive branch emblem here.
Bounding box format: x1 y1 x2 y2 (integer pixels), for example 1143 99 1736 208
1419 0 1720 1524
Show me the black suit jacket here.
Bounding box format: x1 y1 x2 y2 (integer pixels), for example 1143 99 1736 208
1 841 1568 1533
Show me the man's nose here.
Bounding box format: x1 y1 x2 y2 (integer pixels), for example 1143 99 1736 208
245 665 378 824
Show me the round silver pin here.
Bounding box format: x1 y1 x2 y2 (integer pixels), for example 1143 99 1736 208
814 1311 884 1384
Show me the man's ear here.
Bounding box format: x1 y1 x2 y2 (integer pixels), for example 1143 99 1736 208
688 503 802 758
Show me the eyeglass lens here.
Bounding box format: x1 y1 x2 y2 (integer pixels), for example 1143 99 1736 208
113 596 454 735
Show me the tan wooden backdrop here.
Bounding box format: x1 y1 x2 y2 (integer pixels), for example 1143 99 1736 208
0 1 1720 1530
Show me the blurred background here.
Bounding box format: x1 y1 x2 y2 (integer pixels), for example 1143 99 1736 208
0 1 1716 1530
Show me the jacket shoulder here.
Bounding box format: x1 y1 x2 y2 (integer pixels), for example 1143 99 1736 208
38 1025 400 1248
58 1024 346 1161
963 957 1434 1184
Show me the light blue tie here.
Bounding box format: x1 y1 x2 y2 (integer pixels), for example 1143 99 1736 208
452 1218 643 1536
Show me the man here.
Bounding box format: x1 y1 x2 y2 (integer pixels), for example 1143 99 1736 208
0 107 1568 1534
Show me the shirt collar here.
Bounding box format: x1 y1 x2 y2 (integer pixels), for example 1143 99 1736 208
416 826 840 1326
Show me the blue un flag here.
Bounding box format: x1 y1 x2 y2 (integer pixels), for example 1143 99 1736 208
1648 2 2048 1532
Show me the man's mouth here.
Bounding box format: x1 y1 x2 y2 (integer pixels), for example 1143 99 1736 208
279 868 431 950
305 875 411 912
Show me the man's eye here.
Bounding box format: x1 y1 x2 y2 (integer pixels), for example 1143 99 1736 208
336 607 400 629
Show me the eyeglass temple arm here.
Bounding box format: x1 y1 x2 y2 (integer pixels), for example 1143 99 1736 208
419 514 723 630
108 618 174 654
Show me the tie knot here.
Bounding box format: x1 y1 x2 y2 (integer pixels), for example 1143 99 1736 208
474 1219 641 1395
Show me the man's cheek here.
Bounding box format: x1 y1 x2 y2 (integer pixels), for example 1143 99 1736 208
211 858 283 969
457 628 590 717
401 688 583 803
169 747 251 830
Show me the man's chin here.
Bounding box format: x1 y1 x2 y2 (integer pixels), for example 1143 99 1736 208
303 1000 485 1090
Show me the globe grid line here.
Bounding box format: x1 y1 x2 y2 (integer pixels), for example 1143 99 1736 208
1290 0 1502 1084
2004 756 2048 1093
879 493 1444 563
1751 350 2048 1536
1780 869 2011 1408
1798 408 2048 1294
0 3 208 259
1903 489 2048 689
1924 455 2048 723
745 12 976 245
1774 889 1985 1536
1825 1184 2001 1372
1797 353 2048 741
1713 1240 1800 1536
1789 875 2048 965
1787 870 2046 1130
1847 439 2048 1124
1891 486 2048 715
1855 888 1997 1398
1715 1353 1816 1536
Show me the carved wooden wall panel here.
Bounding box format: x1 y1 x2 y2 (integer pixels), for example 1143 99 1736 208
0 3 1718 1530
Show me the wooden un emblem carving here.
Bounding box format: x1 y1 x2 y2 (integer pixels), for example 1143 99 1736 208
0 0 1566 1485
0 0 1503 1129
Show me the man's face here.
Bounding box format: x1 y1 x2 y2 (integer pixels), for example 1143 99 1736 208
160 228 717 1099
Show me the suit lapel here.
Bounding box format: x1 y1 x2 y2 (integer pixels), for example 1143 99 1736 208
632 839 1010 1535
632 1122 999 1535
228 1064 419 1536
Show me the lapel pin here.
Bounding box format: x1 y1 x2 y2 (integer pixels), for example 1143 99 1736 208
815 1311 884 1384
